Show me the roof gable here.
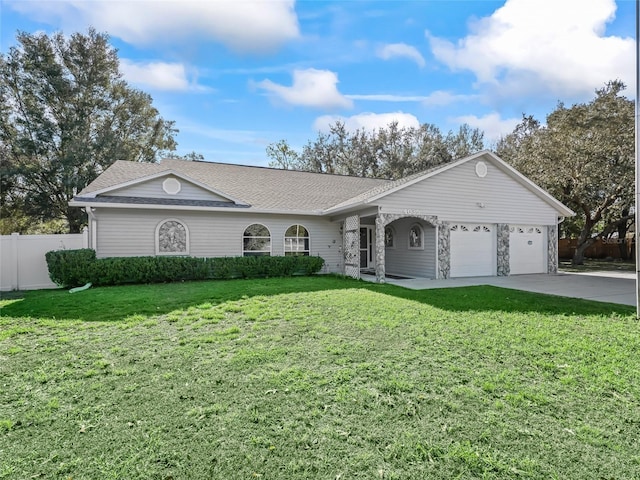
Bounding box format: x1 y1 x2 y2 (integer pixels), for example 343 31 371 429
86 169 247 205
324 151 575 217
75 159 387 213
72 152 573 218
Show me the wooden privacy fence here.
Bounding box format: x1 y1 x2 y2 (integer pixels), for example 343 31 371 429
559 237 634 260
0 229 88 291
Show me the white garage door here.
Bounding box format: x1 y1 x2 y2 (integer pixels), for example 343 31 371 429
509 226 546 275
450 224 495 277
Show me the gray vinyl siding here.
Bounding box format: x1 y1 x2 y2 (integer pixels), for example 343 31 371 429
93 209 343 273
108 176 230 202
378 161 559 225
385 218 436 278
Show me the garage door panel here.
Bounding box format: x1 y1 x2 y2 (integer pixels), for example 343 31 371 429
450 224 495 277
509 226 546 275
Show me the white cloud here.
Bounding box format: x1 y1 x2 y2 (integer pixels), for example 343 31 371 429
345 90 478 105
120 60 207 92
427 0 635 98
346 94 430 102
313 112 421 132
422 90 479 106
257 69 353 109
180 121 267 145
7 0 300 53
377 43 426 68
452 113 520 142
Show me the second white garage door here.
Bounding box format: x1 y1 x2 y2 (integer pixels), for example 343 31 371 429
509 226 546 274
450 223 495 277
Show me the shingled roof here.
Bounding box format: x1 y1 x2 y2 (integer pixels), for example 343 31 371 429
73 152 575 217
77 158 389 213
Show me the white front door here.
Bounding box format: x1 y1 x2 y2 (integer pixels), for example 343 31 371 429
360 226 375 270
509 226 546 274
450 223 496 277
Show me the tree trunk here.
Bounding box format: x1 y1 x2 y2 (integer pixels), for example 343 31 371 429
66 208 87 233
572 219 596 265
615 207 630 260
572 238 596 265
618 239 629 260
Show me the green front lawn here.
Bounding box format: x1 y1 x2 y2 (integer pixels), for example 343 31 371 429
1 276 638 479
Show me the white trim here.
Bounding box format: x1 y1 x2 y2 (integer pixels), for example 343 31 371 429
85 169 249 206
284 224 311 256
155 218 190 256
91 219 97 251
435 224 440 278
359 225 375 269
162 177 181 195
70 200 325 216
384 224 396 249
242 223 272 256
475 161 488 178
408 223 424 250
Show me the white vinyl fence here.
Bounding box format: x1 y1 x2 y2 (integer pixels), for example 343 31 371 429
0 229 88 291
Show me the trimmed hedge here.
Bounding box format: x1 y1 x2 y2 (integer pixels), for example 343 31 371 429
45 249 325 288
45 248 97 288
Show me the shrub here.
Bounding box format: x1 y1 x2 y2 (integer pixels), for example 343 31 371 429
45 249 325 288
91 256 211 285
45 249 96 287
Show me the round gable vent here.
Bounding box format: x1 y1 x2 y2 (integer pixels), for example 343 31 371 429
475 161 488 178
162 177 181 195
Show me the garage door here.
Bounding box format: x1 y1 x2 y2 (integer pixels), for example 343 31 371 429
509 226 546 274
450 224 495 277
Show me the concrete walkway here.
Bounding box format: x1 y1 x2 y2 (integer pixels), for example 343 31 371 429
362 271 637 306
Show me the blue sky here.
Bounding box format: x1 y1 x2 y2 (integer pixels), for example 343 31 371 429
1 0 636 166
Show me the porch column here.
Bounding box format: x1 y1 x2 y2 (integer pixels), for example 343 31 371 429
343 214 360 279
437 221 451 279
496 223 510 276
547 225 559 273
375 214 386 283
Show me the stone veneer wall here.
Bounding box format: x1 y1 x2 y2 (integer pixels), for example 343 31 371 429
375 213 440 283
343 214 360 279
374 215 386 283
496 223 510 276
437 222 450 279
547 224 558 274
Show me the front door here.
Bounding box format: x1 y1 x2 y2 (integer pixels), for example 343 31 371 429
360 226 375 270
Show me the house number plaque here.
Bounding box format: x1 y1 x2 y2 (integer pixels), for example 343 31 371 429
402 209 422 216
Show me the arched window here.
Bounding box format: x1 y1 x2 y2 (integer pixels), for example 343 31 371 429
384 225 395 248
284 224 310 256
156 219 189 255
408 223 423 250
243 224 271 256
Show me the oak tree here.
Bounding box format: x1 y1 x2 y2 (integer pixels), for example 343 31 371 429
267 121 485 180
497 81 634 264
0 29 178 233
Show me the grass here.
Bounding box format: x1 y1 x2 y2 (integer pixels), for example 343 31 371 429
1 276 639 479
559 258 635 272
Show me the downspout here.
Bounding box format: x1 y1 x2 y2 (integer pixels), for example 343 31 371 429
85 207 97 251
636 0 640 318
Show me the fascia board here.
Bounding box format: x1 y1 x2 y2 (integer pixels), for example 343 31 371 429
86 169 249 206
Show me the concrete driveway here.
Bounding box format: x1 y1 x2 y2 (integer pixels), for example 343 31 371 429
364 271 637 306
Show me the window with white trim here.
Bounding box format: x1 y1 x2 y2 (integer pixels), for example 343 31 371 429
284 224 310 256
408 223 424 249
156 219 189 255
384 225 395 248
243 224 271 256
